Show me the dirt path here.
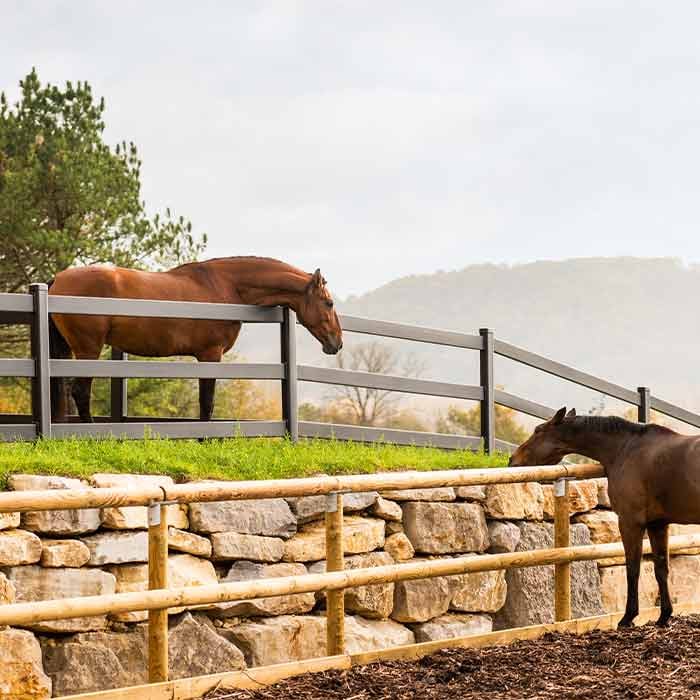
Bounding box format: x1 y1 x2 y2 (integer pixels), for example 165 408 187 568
206 615 700 699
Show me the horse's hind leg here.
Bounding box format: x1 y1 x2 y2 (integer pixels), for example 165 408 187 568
647 522 672 627
618 519 645 628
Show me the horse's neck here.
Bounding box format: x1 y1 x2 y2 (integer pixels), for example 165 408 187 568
562 428 634 469
198 259 310 309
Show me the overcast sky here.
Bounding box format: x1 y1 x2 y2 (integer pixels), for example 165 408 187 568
4 2 700 298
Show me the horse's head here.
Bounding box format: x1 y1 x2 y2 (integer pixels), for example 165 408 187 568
297 269 343 355
508 407 576 466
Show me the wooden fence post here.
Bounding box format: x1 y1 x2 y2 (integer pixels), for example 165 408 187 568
111 349 128 422
325 492 345 655
281 308 299 442
553 478 571 621
30 283 51 438
148 503 169 682
637 387 650 423
479 328 495 454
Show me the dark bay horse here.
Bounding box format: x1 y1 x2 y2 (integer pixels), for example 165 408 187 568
48 256 343 422
509 406 700 628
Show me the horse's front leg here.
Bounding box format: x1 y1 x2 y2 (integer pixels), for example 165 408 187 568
647 522 672 627
618 518 645 628
196 348 223 422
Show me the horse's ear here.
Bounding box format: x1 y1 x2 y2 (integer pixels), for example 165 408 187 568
309 269 323 290
566 408 577 418
551 407 567 424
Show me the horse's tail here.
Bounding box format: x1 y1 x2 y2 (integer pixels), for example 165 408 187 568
47 279 71 421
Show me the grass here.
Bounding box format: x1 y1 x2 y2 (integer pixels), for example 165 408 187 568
0 436 508 487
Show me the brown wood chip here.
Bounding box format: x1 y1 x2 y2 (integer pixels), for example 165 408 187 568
205 615 700 700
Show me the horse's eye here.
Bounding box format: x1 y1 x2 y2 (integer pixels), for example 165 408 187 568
325 300 334 309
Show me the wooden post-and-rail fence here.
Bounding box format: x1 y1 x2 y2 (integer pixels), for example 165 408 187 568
2 462 700 696
2 284 700 448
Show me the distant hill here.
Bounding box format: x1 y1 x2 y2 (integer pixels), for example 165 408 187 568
333 257 700 422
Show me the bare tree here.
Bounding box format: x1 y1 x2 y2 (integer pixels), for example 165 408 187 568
330 342 425 426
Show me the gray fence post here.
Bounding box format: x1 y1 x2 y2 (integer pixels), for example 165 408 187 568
30 283 51 438
111 350 128 421
638 387 650 423
480 328 495 454
281 307 299 441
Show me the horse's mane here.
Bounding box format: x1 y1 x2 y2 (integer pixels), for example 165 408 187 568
171 256 300 273
565 415 668 435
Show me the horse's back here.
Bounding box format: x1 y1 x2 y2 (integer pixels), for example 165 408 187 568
50 265 212 302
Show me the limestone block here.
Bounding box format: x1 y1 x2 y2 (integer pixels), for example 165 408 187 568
0 511 20 531
413 613 492 643
283 516 385 562
494 522 603 629
41 613 245 695
344 615 414 654
485 483 543 521
0 529 42 566
384 532 415 561
309 552 395 619
106 554 218 622
41 628 147 696
0 628 51 699
669 524 700 555
456 486 487 502
211 561 315 618
167 527 212 558
40 539 90 568
211 532 284 562
392 573 451 623
542 480 598 520
669 555 700 605
285 492 378 525
91 473 187 530
168 612 246 680
189 496 296 538
448 561 507 613
222 615 326 667
9 475 100 536
0 571 15 605
596 478 611 508
574 510 620 544
370 497 403 522
386 522 404 535
5 565 115 633
402 502 489 554
599 562 657 614
487 521 521 554
81 530 148 565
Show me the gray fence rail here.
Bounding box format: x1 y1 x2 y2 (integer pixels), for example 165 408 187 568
0 282 695 449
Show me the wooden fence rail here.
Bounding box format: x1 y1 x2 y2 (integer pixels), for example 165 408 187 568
2 285 700 447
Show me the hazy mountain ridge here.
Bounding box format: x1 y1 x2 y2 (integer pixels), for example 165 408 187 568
337 257 700 416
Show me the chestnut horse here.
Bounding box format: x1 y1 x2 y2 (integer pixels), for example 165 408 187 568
48 256 343 422
509 407 700 628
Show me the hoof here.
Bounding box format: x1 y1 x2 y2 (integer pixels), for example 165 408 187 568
656 615 672 628
618 616 636 628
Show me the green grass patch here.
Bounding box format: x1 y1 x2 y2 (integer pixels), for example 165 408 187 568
0 436 507 487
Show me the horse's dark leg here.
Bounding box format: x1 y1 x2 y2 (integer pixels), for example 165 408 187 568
71 377 95 423
647 522 672 627
196 349 223 427
199 378 216 421
618 519 645 628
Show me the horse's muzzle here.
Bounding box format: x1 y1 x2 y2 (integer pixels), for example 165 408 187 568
323 341 342 355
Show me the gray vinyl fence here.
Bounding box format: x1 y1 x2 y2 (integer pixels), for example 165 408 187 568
0 282 697 451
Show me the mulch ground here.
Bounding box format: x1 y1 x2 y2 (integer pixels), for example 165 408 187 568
206 615 700 700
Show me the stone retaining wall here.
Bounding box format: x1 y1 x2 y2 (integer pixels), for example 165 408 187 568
1 473 699 698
